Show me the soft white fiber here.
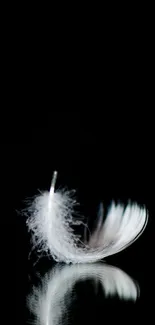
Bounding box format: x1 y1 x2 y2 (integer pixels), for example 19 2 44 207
25 171 148 264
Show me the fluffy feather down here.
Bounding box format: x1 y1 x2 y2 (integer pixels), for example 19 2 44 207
25 183 148 264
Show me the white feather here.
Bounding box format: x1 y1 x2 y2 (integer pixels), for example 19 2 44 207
25 171 148 264
27 263 139 325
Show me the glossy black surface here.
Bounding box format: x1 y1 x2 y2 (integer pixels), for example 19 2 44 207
10 114 155 324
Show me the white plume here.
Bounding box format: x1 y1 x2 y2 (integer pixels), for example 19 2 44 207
27 263 139 325
25 171 148 264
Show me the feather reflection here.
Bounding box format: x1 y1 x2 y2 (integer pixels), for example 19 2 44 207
27 263 139 325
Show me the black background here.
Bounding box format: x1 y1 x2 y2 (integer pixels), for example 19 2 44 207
1 10 154 323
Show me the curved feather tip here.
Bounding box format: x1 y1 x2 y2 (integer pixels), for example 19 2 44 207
25 173 148 264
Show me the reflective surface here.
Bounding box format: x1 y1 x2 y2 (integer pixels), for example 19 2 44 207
12 117 155 324
27 263 139 325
